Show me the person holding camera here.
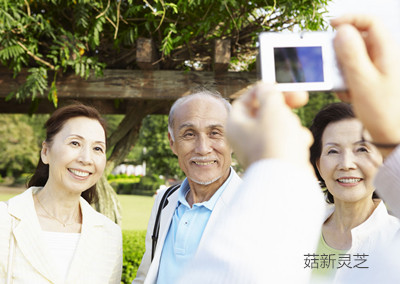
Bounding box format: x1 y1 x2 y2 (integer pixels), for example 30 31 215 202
177 14 400 284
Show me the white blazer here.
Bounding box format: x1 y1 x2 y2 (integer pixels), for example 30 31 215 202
0 187 123 284
133 168 242 284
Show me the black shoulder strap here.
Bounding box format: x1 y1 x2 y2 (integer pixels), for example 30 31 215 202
151 183 180 262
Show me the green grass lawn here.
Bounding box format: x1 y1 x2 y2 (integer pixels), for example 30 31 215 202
0 193 19 202
119 194 154 231
0 192 154 231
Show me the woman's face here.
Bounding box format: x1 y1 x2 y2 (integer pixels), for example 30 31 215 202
317 118 383 204
41 116 106 195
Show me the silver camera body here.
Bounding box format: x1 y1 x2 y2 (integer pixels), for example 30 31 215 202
259 31 346 92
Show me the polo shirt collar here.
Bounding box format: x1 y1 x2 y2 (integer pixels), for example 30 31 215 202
177 167 233 211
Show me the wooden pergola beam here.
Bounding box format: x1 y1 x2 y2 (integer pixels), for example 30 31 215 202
0 69 258 114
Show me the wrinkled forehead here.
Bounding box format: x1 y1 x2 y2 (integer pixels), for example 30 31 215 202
173 96 229 128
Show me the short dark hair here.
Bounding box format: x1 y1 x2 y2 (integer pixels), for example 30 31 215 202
309 102 379 203
28 103 107 204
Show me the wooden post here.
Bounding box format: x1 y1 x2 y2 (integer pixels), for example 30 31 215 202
136 38 159 70
213 39 231 72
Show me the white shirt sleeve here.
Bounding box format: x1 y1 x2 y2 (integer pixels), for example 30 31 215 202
133 190 164 284
374 145 400 218
178 159 326 284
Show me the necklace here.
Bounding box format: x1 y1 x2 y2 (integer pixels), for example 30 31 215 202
35 194 80 227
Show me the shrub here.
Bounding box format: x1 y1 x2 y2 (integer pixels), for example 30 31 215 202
122 230 146 284
119 173 129 179
14 173 32 185
112 174 164 195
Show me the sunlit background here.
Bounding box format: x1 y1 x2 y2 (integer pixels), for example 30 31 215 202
327 0 400 43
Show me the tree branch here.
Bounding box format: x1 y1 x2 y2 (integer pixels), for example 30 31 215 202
17 41 55 70
143 0 156 13
96 0 110 19
24 0 31 16
113 0 121 39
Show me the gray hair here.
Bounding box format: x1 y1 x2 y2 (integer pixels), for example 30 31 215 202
168 90 232 141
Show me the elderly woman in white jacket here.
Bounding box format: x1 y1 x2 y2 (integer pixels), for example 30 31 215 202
0 103 122 284
309 102 400 283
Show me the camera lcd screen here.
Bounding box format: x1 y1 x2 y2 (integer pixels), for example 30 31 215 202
274 46 324 83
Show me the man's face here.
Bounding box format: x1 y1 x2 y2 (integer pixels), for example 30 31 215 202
169 96 232 188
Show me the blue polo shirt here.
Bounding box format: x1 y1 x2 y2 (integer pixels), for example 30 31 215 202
156 170 233 284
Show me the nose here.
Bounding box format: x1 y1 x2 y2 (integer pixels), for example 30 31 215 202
78 146 93 165
195 134 212 155
338 150 357 170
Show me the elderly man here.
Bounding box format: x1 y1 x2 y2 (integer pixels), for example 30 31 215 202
133 90 242 284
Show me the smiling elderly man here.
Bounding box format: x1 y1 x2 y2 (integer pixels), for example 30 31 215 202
133 90 242 284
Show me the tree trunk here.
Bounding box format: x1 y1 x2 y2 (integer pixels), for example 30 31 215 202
95 175 122 224
94 100 170 225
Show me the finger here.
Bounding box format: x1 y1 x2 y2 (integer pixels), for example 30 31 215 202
330 14 378 31
335 91 351 102
252 82 285 111
282 91 309 109
331 15 395 73
334 24 379 97
240 87 260 118
302 127 314 149
236 82 269 106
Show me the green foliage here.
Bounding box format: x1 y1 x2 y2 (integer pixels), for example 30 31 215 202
104 114 124 136
14 173 32 185
121 230 146 284
0 1 106 103
0 114 40 177
104 114 181 182
112 174 164 196
0 113 47 179
108 174 141 184
138 115 183 180
7 67 48 102
296 92 340 128
1 0 331 103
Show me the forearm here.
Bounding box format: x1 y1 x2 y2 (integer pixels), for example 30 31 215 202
375 145 400 218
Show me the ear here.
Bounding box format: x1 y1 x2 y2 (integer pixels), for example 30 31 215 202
41 141 50 165
316 159 321 176
168 132 178 156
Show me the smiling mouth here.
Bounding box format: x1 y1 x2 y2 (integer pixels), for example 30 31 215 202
69 169 91 177
192 160 216 166
337 178 362 183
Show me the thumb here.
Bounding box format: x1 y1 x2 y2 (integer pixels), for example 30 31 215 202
282 91 309 109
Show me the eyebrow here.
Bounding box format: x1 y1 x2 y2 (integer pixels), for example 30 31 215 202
324 140 367 147
68 134 106 145
178 123 195 131
178 123 225 131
